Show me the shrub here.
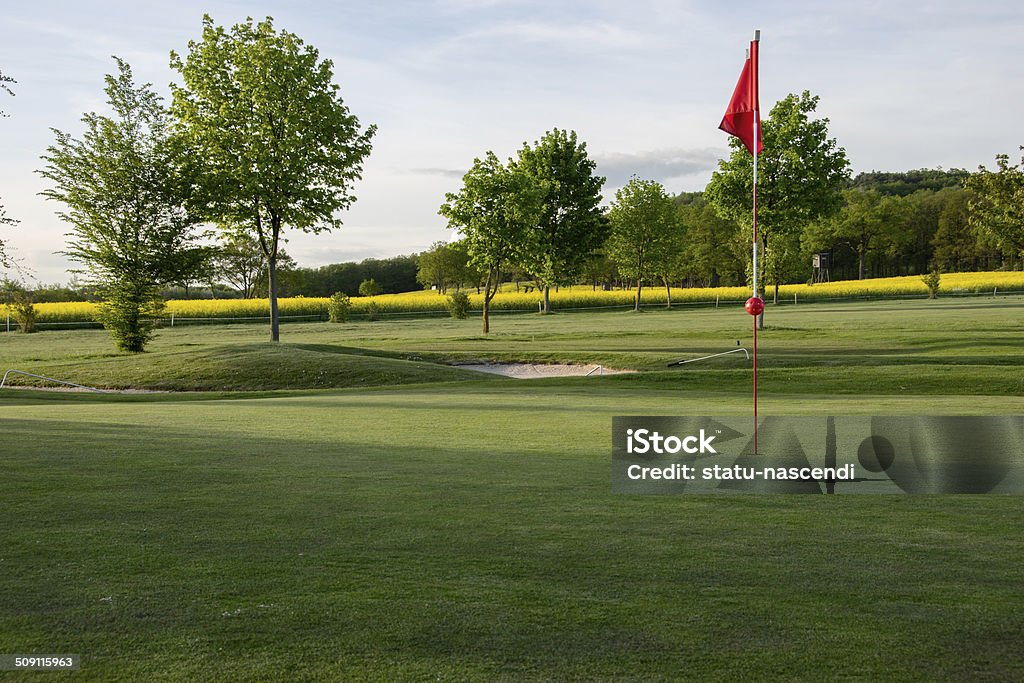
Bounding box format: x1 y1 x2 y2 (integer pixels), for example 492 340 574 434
97 284 165 352
921 270 941 299
358 278 382 297
2 281 39 333
327 292 352 322
446 290 471 319
364 301 381 321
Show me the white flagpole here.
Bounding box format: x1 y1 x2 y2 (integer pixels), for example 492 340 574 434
751 29 760 456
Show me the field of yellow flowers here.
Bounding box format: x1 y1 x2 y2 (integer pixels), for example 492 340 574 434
9 271 1024 327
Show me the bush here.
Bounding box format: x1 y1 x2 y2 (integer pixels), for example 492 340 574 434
1 281 39 333
364 301 381 321
358 278 382 297
12 298 39 333
446 290 471 319
8 294 37 333
921 270 941 299
97 284 165 352
327 292 351 322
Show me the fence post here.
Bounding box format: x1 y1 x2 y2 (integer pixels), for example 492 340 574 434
6 315 9 333
794 292 797 305
171 312 175 327
715 295 719 309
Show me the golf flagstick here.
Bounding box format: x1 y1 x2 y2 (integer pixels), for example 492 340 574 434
752 83 759 457
719 29 764 456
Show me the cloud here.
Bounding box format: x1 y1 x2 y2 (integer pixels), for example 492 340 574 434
408 167 467 179
593 148 723 187
482 21 647 50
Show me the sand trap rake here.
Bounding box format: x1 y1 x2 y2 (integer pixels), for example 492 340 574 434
667 348 750 368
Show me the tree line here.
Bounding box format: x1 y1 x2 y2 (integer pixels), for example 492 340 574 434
6 19 1022 346
435 91 1023 332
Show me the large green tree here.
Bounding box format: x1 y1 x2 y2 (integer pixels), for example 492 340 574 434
965 149 1024 258
170 15 376 342
39 59 208 352
512 129 608 313
706 91 850 315
439 152 545 333
606 177 683 311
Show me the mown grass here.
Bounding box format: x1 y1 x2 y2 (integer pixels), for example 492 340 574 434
1 296 1022 394
1 298 1023 680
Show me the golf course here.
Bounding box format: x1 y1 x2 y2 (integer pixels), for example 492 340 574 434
2 296 1022 680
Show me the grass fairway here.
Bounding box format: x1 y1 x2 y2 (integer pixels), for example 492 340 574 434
2 298 1023 680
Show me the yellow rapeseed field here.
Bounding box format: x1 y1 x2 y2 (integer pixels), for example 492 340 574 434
8 271 1023 325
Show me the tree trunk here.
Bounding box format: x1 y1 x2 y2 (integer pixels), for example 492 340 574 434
268 214 282 342
664 278 672 309
482 267 493 334
858 248 865 280
634 281 642 311
268 252 280 342
773 280 779 305
542 285 551 314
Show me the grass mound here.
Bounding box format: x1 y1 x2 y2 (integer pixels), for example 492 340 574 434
1 342 499 391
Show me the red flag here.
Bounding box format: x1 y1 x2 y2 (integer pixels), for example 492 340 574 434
719 38 762 155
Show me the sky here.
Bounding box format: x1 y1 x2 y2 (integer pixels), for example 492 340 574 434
1 0 1021 284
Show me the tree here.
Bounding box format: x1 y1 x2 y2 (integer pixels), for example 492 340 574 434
170 15 376 342
416 239 482 294
851 168 969 196
965 149 1024 258
512 129 608 313
214 234 266 298
581 252 618 291
678 200 744 288
439 152 545 333
171 246 218 298
932 188 976 272
0 204 15 270
880 190 946 276
0 279 37 332
0 68 14 114
606 177 682 311
417 240 460 294
805 189 884 280
358 278 382 296
1 68 16 267
706 91 850 318
38 59 208 352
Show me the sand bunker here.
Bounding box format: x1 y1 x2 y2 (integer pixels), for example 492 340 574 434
458 363 634 379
